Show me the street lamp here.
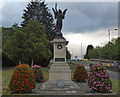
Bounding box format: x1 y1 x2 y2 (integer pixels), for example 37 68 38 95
108 28 118 60
81 43 82 59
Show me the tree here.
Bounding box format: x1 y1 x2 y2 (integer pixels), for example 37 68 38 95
2 25 21 67
88 49 99 59
84 45 94 59
66 47 71 59
21 0 55 41
2 24 20 46
3 20 52 67
110 38 120 60
87 37 120 61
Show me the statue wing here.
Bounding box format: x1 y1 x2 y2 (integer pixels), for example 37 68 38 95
63 9 67 19
63 9 67 16
52 8 57 19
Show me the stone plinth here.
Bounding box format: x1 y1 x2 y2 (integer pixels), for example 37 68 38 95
52 37 68 62
41 36 80 90
49 37 71 81
41 80 80 90
49 62 71 81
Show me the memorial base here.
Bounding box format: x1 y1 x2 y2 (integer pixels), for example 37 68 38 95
41 80 80 90
49 62 71 80
41 62 80 90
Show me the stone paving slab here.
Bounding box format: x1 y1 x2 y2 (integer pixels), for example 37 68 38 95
32 82 117 95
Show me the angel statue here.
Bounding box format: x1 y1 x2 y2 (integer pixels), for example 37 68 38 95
52 3 67 33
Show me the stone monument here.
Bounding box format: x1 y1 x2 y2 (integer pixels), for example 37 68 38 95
41 3 79 90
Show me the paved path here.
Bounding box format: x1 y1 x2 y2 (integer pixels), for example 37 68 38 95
32 82 116 95
107 70 120 80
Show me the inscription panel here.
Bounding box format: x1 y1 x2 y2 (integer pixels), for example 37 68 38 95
55 58 65 61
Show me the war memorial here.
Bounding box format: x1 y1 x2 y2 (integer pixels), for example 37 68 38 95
41 3 80 90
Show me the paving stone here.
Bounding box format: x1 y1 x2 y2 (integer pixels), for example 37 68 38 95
66 90 77 94
32 82 116 95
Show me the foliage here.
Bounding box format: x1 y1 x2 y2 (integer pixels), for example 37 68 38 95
9 64 36 93
2 27 13 46
66 47 71 59
2 25 21 67
88 48 99 59
84 45 94 59
88 37 120 60
21 1 55 41
87 64 112 93
73 65 88 82
2 24 20 46
67 62 76 70
3 20 52 67
31 65 43 82
2 52 15 67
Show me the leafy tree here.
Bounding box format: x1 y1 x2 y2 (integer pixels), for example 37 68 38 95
110 38 120 60
66 47 71 59
2 25 21 67
88 49 99 59
2 24 20 46
84 45 94 59
87 37 120 61
10 23 21 33
3 20 52 67
115 37 120 60
2 27 12 46
21 0 55 41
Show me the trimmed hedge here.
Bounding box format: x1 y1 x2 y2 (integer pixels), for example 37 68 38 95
87 63 112 93
73 65 88 82
32 65 43 82
9 64 36 94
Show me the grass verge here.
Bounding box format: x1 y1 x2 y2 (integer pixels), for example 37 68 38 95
2 68 14 94
111 78 120 94
67 62 76 70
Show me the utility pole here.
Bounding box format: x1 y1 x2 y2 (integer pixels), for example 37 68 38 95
108 28 118 60
81 43 82 59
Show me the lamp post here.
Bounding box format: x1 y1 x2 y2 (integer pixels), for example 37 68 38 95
81 43 82 59
108 28 118 60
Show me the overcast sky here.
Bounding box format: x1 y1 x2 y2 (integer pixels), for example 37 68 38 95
0 0 118 58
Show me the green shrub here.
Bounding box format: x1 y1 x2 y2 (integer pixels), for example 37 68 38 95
87 63 112 93
9 64 36 93
73 65 88 82
31 65 43 82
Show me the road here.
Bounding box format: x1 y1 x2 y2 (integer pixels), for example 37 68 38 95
70 60 120 80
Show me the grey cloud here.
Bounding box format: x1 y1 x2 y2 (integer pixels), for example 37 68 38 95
48 2 117 33
2 2 28 27
2 2 118 33
60 2 118 33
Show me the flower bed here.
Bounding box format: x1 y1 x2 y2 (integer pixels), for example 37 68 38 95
9 64 36 94
31 65 43 83
87 63 112 93
73 65 88 82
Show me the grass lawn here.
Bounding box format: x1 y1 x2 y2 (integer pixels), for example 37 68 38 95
2 66 120 95
111 78 120 94
41 67 49 81
2 68 14 94
67 62 76 69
